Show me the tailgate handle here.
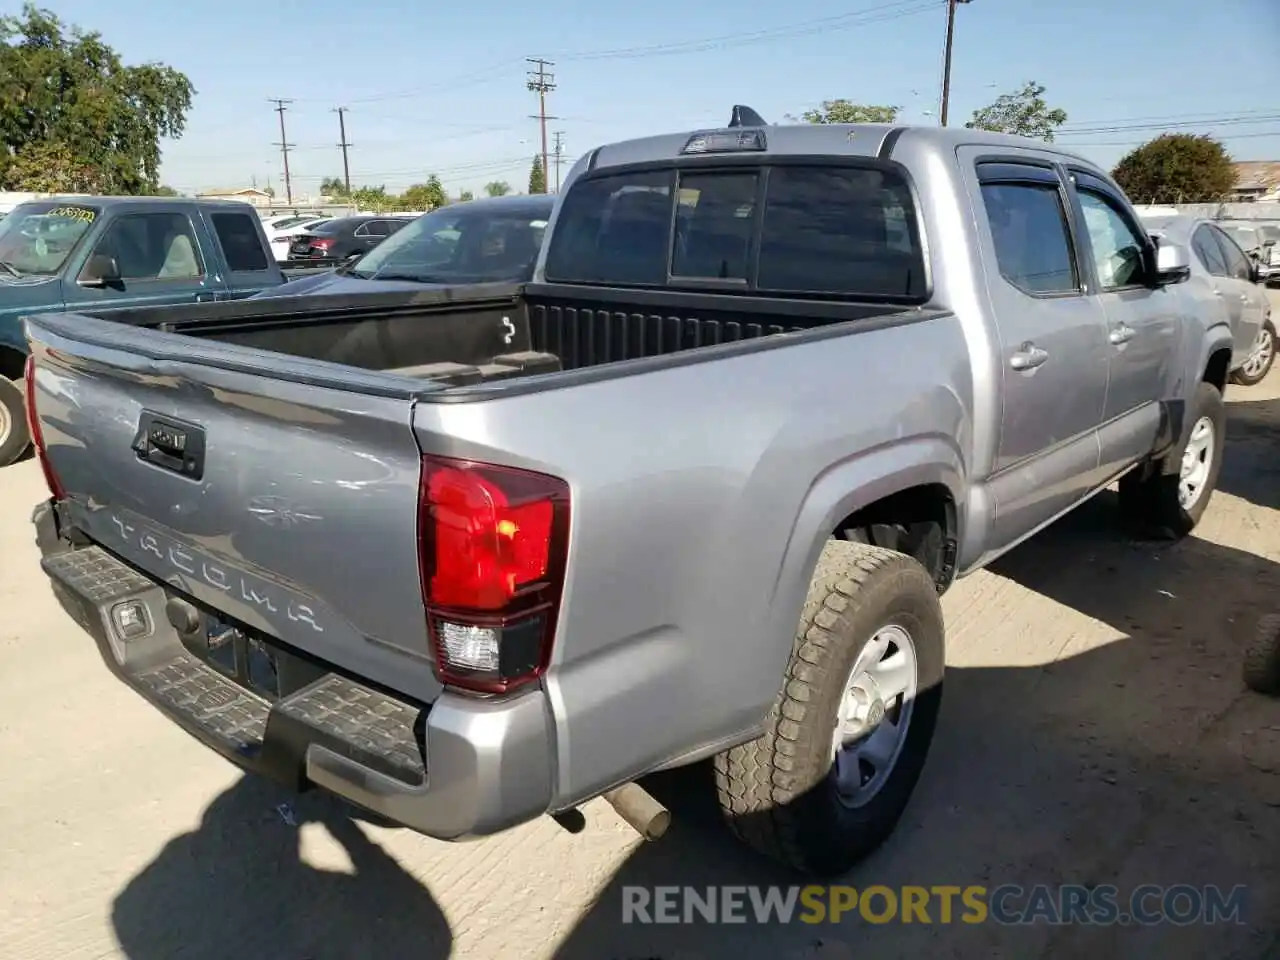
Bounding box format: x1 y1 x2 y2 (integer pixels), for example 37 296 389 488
132 412 206 481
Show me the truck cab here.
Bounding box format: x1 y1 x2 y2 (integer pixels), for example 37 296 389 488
0 197 291 465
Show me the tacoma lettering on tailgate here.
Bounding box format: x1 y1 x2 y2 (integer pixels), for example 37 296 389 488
107 513 325 633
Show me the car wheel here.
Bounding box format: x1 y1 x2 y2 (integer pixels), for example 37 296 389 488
1231 319 1276 386
0 375 31 467
1117 381 1225 539
714 540 944 877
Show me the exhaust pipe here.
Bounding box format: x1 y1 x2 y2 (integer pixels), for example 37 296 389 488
604 782 670 841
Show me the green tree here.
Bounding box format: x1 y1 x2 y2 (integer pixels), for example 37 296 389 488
458 189 475 202
528 155 546 195
401 175 448 211
319 176 348 197
150 184 179 196
965 81 1067 141
1112 134 1237 205
485 180 512 197
350 184 391 211
0 5 194 194
793 100 899 124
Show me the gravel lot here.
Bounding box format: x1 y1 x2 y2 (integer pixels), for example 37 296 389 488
3 295 1279 959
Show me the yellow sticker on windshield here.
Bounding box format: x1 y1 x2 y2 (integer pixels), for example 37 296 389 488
48 205 96 223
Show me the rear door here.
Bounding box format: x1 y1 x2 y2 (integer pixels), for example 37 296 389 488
1208 223 1267 354
1065 169 1179 471
966 155 1111 550
1188 222 1247 367
65 207 223 309
353 219 391 253
203 208 285 299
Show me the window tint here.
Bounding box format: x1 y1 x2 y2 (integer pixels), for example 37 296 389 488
979 182 1079 295
210 212 269 271
544 171 672 285
1212 226 1252 281
90 213 204 280
360 220 389 237
671 173 756 280
1077 190 1147 289
756 166 922 297
1191 225 1228 276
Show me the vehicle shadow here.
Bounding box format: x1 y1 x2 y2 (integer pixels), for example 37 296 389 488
550 497 1280 960
1218 393 1280 511
111 775 453 960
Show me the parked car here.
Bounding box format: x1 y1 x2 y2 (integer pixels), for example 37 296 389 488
0 197 331 466
1139 212 1274 385
1217 220 1278 284
25 112 1231 878
1259 223 1280 286
285 215 414 263
254 194 554 299
268 217 332 263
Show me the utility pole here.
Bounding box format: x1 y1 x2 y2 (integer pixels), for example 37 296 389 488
938 0 971 127
269 98 295 203
333 106 352 194
526 58 557 194
552 131 565 193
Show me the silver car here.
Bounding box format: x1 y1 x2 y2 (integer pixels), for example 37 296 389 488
1141 213 1274 385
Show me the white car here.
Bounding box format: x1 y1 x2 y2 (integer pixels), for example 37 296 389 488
267 217 332 262
1142 212 1275 385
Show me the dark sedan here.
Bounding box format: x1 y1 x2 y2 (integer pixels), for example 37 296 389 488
255 194 555 299
286 215 414 262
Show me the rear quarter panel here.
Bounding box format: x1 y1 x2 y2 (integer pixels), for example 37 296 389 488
413 313 974 808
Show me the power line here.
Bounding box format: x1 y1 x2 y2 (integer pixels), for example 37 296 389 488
1057 129 1280 148
556 0 940 61
334 106 353 193
527 58 556 195
269 98 294 204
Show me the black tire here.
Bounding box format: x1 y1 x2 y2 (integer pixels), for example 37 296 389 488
1230 319 1276 387
1117 381 1225 539
1243 614 1280 696
713 540 944 877
0 375 30 467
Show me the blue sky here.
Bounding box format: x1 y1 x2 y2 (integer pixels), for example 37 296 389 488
41 0 1280 197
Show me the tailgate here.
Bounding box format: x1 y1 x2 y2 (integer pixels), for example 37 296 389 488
25 311 442 703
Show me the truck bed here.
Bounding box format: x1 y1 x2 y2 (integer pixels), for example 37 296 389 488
43 281 925 392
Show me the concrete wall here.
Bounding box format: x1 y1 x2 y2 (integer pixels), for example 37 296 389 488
1165 202 1280 222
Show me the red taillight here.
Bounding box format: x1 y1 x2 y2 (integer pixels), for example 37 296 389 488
418 454 570 694
311 237 333 251
23 354 65 501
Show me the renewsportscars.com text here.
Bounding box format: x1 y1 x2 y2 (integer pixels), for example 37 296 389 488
621 884 1247 926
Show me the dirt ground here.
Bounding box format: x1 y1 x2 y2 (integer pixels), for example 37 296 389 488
3 304 1280 959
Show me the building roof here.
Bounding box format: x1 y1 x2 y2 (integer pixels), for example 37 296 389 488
1233 161 1280 191
197 187 271 198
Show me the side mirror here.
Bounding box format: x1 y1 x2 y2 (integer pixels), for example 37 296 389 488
79 253 121 289
1153 238 1191 285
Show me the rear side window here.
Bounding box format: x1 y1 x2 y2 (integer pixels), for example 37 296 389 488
210 212 269 271
1191 225 1228 276
979 182 1079 295
544 163 926 299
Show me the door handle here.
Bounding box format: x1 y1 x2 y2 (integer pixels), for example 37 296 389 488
1009 343 1049 371
1109 324 1136 345
194 291 216 302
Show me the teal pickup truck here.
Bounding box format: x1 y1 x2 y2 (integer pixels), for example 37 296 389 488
0 196 326 465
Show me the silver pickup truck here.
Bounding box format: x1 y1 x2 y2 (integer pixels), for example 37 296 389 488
26 110 1231 878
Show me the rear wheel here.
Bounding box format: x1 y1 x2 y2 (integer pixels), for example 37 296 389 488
1117 381 1225 539
714 540 944 877
0 376 30 467
1231 320 1276 386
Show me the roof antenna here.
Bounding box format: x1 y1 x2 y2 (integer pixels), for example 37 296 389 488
728 105 767 128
